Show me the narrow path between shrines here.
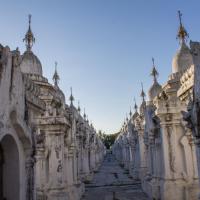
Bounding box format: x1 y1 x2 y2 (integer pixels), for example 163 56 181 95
82 153 148 200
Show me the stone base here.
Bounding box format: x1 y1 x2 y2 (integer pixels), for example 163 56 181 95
68 182 85 200
160 179 199 200
129 169 140 180
124 161 130 170
143 178 160 200
82 172 94 183
36 190 47 200
46 188 70 200
43 181 85 200
143 178 199 200
139 167 147 180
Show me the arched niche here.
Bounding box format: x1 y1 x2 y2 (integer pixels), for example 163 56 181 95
0 134 20 200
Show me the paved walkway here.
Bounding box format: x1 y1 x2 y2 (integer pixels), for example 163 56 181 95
82 153 148 200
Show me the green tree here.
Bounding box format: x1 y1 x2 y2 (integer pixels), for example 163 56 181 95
98 130 119 149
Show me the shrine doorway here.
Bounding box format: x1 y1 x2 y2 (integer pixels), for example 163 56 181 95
0 135 20 200
0 144 3 200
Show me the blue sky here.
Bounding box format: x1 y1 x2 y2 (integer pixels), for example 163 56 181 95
0 1 199 134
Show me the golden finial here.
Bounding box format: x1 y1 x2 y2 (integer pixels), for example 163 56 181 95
53 62 60 87
23 14 35 51
177 10 189 43
150 57 159 83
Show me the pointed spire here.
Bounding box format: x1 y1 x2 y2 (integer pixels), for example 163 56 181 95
69 87 74 106
123 120 126 126
126 113 129 122
134 97 138 112
90 122 93 129
140 83 146 102
129 107 132 117
77 101 81 113
23 14 35 51
150 58 159 83
177 10 189 43
53 61 60 87
83 108 86 120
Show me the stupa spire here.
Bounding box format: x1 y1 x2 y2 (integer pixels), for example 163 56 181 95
134 97 138 112
126 113 128 122
150 58 159 83
83 108 86 120
53 62 60 87
78 101 81 113
69 87 74 106
177 10 189 44
129 107 132 117
23 14 35 51
140 83 146 102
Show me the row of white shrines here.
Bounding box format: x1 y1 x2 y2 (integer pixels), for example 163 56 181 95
0 15 106 200
112 11 200 200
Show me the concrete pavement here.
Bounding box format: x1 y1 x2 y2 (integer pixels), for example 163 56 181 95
81 153 148 200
